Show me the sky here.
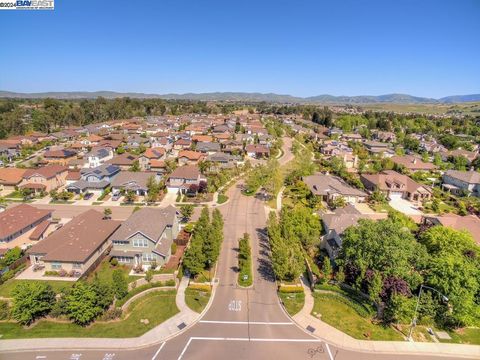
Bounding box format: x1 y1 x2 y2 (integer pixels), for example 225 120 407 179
0 0 479 98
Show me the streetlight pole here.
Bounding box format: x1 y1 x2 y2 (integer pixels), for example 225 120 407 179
408 284 449 341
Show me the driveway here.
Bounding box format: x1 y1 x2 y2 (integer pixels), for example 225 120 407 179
389 198 423 215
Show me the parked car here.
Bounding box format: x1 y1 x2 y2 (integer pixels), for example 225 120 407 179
83 192 94 200
111 192 121 201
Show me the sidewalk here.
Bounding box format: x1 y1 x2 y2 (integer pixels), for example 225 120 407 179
0 275 209 352
292 277 480 358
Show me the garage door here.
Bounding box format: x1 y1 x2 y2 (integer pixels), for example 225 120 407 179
389 192 403 200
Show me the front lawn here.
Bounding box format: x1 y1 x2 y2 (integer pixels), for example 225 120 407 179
87 260 138 284
0 290 178 339
0 279 74 298
312 293 403 341
443 328 480 345
279 291 305 316
185 287 211 313
194 268 214 283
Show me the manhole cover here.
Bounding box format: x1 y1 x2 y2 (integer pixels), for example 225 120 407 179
306 325 315 333
178 322 186 330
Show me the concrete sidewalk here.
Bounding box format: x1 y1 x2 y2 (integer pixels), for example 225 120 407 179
0 275 211 352
291 277 480 359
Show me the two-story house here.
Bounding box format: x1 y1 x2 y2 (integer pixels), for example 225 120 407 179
66 164 120 194
442 169 480 196
20 165 68 193
109 206 180 268
166 165 206 194
84 147 114 168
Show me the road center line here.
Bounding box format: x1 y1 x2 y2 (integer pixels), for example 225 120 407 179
151 342 166 360
199 320 293 325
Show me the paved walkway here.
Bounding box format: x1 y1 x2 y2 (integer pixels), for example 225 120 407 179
0 276 210 352
291 277 480 358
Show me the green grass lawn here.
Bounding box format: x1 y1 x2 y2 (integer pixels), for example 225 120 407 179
369 202 394 213
312 293 403 341
87 260 138 284
217 194 228 204
194 268 214 283
443 328 480 345
184 287 211 313
279 291 305 316
0 291 178 339
0 279 74 298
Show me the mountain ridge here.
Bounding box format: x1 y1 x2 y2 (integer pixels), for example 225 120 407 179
0 90 479 104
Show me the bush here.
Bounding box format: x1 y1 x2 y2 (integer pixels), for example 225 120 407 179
98 307 123 321
278 285 304 293
171 242 177 255
165 279 175 287
44 270 60 276
110 258 119 267
0 300 10 320
188 283 212 292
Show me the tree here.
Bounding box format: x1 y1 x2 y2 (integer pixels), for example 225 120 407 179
1 247 22 267
183 235 206 276
103 207 112 219
146 176 160 202
204 208 223 266
112 269 129 299
124 190 137 203
11 282 55 325
129 159 140 172
418 226 480 327
65 282 103 325
279 205 321 253
91 275 113 310
322 256 332 282
179 204 194 221
145 269 153 283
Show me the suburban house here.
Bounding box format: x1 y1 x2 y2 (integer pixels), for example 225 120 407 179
84 147 114 168
66 164 120 194
106 153 138 170
422 214 480 245
360 170 432 204
27 210 121 277
110 206 180 268
43 149 77 165
166 165 206 194
111 171 158 196
138 147 166 171
363 141 395 158
373 131 396 143
192 134 213 143
178 150 205 166
196 142 221 155
206 152 236 171
442 169 480 196
0 204 52 245
0 168 27 192
20 165 68 193
245 144 270 158
303 173 367 204
440 149 478 164
391 155 438 173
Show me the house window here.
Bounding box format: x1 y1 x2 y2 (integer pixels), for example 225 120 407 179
113 240 129 246
117 256 131 263
142 253 155 262
72 263 81 269
133 238 148 247
51 263 62 270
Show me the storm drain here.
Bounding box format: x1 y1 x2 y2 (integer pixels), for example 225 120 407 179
306 325 316 333
178 322 186 330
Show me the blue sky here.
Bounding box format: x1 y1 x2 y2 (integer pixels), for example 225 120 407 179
1 0 479 97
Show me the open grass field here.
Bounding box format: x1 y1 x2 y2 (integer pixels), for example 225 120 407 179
361 102 480 116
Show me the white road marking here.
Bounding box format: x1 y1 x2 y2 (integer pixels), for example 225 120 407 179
325 343 334 360
228 300 242 311
151 342 166 360
35 357 47 360
199 320 293 325
70 354 82 360
177 336 323 359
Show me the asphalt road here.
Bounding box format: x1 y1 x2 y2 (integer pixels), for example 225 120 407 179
0 139 465 360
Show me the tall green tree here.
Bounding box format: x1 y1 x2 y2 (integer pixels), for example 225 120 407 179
11 282 56 325
65 282 103 325
112 269 129 299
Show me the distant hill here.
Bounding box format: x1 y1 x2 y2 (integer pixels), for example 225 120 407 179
1 90 479 104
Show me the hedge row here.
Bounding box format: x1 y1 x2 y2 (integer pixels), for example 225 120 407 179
278 285 304 293
188 283 212 292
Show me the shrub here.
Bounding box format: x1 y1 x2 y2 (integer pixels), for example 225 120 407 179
44 270 59 276
188 283 211 292
165 279 175 287
110 258 119 267
278 285 304 293
0 300 10 320
99 307 123 321
171 242 177 255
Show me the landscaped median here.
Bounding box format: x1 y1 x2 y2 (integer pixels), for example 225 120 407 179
237 233 253 287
